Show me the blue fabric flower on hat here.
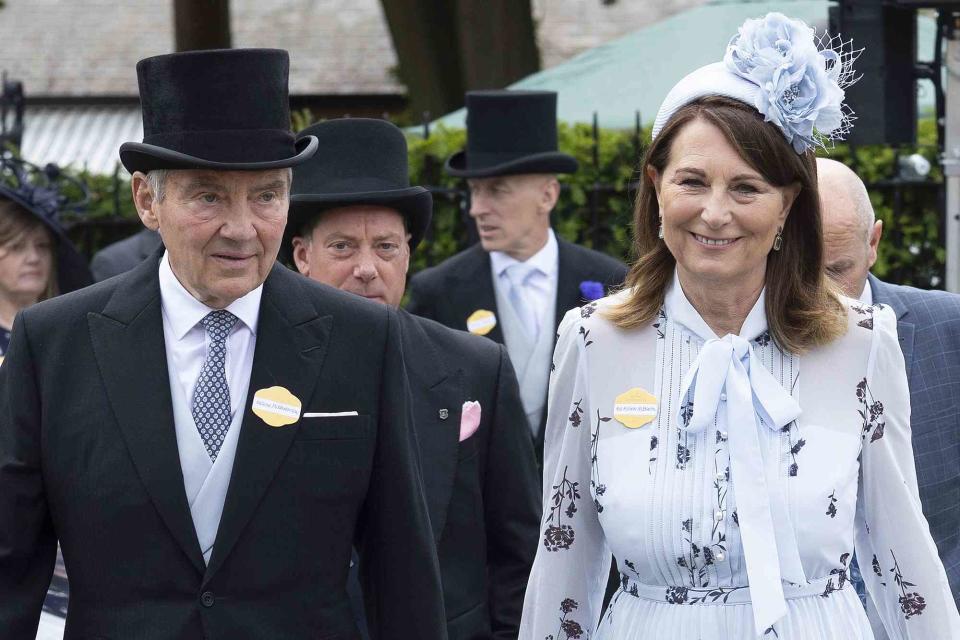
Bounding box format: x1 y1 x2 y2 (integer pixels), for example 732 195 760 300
724 12 856 153
579 280 604 301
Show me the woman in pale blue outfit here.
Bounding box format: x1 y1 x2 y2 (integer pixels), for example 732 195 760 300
519 13 960 640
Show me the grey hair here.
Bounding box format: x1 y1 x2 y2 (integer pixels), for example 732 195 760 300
144 168 292 203
146 169 169 203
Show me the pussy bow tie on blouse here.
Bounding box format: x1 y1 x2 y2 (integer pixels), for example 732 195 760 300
666 275 806 636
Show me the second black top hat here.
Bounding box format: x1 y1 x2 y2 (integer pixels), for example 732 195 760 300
445 90 578 178
119 48 317 173
285 118 432 251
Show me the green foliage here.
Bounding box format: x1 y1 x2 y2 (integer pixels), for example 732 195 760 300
60 120 946 288
406 121 945 287
820 118 943 287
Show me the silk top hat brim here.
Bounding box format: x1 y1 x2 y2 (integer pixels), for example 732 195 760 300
444 149 578 178
286 185 432 253
120 135 319 174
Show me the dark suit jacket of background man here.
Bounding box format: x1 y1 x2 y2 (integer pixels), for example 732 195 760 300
396 310 540 640
869 274 960 603
0 253 446 640
406 238 628 452
90 228 164 282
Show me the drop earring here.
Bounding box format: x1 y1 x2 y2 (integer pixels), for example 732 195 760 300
658 219 664 239
773 226 783 251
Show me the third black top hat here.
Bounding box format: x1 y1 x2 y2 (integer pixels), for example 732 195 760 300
119 48 317 173
445 90 578 178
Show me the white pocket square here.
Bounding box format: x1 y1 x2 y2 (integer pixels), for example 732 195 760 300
302 411 359 418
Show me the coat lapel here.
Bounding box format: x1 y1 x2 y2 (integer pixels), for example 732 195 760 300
448 245 504 344
87 254 206 575
401 313 461 540
554 239 586 336
869 274 915 380
204 266 332 583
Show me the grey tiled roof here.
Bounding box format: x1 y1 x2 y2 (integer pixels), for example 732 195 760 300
0 0 706 97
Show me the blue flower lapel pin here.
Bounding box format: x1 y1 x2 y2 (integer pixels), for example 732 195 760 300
579 280 604 301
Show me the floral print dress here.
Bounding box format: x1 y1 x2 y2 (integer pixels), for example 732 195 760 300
519 273 960 639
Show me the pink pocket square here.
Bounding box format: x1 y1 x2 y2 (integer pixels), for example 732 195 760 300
459 401 481 442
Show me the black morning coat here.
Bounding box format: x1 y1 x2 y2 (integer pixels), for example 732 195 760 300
406 237 629 453
395 310 540 640
0 252 447 640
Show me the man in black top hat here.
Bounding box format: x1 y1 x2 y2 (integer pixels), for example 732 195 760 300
407 90 628 455
286 117 540 640
0 49 446 640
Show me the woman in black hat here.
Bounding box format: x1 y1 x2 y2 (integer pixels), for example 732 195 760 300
0 156 91 357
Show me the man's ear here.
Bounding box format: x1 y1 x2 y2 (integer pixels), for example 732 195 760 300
539 176 561 214
867 219 882 269
131 172 160 232
291 237 311 277
402 233 413 277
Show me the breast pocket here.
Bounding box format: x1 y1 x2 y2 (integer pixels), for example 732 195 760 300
296 415 373 441
287 415 376 502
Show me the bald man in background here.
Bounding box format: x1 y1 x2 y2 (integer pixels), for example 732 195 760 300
818 159 960 635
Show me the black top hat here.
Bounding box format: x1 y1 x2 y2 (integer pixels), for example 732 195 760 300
445 90 578 178
119 48 318 173
0 154 92 294
285 118 432 254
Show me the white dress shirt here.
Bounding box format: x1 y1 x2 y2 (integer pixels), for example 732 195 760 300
490 229 559 336
159 252 261 418
158 251 262 563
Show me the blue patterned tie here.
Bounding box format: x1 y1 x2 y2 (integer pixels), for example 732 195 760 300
192 310 238 461
505 262 540 340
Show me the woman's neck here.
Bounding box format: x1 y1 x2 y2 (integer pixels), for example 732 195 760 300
677 268 764 338
0 292 38 330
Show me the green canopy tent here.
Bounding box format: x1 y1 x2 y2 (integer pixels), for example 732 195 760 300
428 0 936 131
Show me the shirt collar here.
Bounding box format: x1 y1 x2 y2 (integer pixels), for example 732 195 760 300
490 229 558 278
858 279 873 305
158 251 262 341
663 269 768 342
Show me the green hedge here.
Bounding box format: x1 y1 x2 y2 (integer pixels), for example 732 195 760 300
61 119 945 288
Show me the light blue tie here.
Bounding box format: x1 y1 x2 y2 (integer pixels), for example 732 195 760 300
192 310 238 461
504 262 540 340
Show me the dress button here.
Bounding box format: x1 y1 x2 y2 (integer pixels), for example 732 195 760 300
715 550 726 562
719 430 728 439
720 393 727 402
200 591 215 608
715 471 725 481
714 510 724 522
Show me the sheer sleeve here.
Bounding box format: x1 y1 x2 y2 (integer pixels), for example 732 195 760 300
519 308 611 639
855 305 960 638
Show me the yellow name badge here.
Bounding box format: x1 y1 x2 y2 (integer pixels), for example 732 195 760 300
613 387 658 429
466 309 497 336
252 386 302 427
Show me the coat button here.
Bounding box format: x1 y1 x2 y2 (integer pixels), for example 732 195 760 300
200 591 215 608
